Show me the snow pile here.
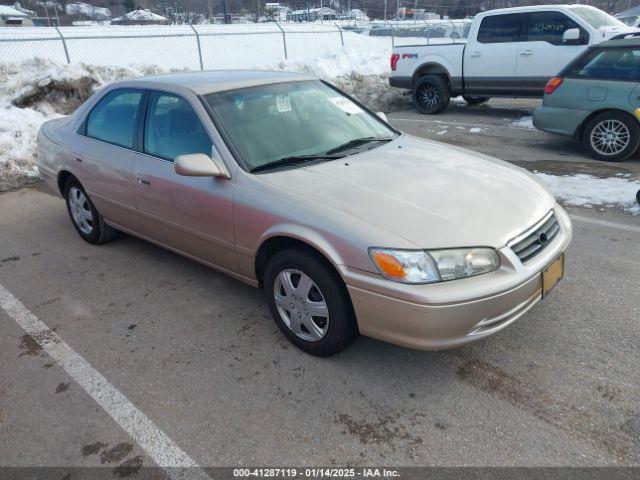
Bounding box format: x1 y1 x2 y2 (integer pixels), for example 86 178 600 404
512 115 534 128
0 59 168 190
536 172 640 214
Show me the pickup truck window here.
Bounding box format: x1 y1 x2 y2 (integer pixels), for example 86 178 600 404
571 6 625 29
525 11 586 45
565 47 640 80
477 13 524 44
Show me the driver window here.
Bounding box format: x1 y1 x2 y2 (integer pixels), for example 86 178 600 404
525 11 588 45
144 92 212 162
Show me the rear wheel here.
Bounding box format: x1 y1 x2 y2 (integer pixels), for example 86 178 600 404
583 111 640 162
412 75 450 114
64 177 117 244
462 95 489 106
264 248 358 357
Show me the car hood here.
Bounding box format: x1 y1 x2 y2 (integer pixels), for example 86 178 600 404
258 136 555 248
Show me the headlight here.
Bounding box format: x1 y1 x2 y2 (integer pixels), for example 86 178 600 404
369 247 500 284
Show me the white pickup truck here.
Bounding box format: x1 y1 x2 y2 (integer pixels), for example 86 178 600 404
390 4 638 113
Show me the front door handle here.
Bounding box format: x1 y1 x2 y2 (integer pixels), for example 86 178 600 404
469 51 481 58
520 50 534 56
136 174 151 186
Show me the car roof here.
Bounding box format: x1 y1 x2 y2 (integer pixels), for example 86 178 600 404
123 70 315 95
477 4 596 16
597 36 640 47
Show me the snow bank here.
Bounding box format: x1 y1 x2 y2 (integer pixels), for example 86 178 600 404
535 172 640 214
512 115 534 128
0 59 168 190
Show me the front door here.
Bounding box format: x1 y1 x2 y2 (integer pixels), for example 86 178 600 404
132 90 237 273
516 11 589 94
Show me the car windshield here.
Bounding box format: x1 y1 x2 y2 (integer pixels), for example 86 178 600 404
204 80 397 172
571 7 625 29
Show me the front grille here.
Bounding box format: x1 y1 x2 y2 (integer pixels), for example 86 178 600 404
510 212 560 263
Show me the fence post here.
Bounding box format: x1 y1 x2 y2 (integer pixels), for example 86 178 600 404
189 24 204 70
54 26 70 64
275 22 288 60
334 22 344 46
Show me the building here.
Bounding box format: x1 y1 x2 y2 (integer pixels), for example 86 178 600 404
0 4 32 26
110 9 168 26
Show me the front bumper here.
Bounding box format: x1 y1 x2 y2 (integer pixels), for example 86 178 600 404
341 206 572 351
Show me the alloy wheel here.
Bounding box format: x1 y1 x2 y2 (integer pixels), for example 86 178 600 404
273 268 329 342
590 119 630 157
418 83 439 109
68 187 94 235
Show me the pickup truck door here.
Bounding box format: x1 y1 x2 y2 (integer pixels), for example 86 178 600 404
464 13 525 94
515 11 590 94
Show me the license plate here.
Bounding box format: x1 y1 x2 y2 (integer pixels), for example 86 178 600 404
542 254 564 297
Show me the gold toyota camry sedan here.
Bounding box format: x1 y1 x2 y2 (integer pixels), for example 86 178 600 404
37 70 572 356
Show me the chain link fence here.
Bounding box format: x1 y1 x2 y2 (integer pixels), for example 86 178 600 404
0 20 471 69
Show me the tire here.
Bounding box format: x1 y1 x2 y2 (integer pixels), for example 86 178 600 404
462 95 489 106
412 75 450 114
264 247 358 357
64 177 118 244
582 111 640 162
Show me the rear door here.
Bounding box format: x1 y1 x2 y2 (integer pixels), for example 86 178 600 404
132 90 237 272
74 88 144 230
516 11 589 94
464 13 525 94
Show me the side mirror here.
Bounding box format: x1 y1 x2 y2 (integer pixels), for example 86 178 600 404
563 28 581 44
174 153 230 179
376 111 388 123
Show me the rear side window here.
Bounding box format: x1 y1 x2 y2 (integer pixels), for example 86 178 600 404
477 14 523 43
564 47 640 80
85 89 143 149
525 11 586 45
144 92 212 162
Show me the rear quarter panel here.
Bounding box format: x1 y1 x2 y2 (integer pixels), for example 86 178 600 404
393 44 464 84
37 117 73 196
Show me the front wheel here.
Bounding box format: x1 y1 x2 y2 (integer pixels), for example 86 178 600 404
412 75 450 114
583 111 640 162
264 248 358 357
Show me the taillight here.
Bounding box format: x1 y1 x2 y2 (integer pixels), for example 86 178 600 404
544 77 563 95
390 53 400 71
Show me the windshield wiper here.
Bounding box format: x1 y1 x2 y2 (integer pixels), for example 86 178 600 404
250 154 344 173
325 136 394 155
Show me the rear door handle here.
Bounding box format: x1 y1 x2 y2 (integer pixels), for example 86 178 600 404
136 174 151 186
469 51 481 58
520 50 534 56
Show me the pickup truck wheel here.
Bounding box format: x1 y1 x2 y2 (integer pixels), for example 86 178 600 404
462 95 489 106
412 75 450 114
583 111 640 162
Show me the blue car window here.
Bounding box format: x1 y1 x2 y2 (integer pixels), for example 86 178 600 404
85 90 143 149
144 92 212 162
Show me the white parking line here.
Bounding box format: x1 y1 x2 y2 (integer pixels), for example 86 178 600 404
0 283 210 480
570 215 640 234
